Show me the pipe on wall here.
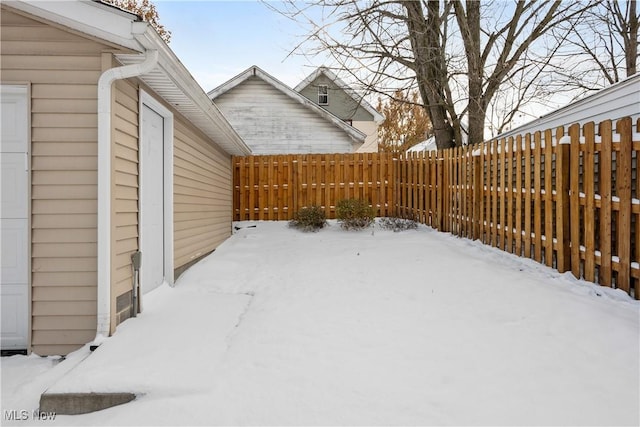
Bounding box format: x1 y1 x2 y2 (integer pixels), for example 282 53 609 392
94 49 159 346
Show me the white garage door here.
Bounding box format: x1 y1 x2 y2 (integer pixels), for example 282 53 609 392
140 104 165 294
1 85 29 350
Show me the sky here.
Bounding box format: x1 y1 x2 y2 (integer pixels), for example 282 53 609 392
154 1 327 91
151 0 598 132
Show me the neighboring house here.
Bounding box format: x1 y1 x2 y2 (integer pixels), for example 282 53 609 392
0 0 251 356
208 66 367 155
295 67 384 152
495 73 640 140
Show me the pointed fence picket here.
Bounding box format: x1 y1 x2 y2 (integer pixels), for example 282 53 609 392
232 117 639 299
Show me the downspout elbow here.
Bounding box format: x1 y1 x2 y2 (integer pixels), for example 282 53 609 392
94 50 159 346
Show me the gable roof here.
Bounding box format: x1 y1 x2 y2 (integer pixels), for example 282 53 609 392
207 65 366 143
295 66 385 124
5 0 251 156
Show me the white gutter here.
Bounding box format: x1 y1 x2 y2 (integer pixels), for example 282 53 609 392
94 48 159 345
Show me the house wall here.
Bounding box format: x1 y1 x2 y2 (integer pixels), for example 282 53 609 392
111 78 234 328
1 8 104 355
112 74 140 327
353 121 379 153
215 76 357 154
298 75 374 122
2 7 234 355
496 74 640 140
173 115 233 269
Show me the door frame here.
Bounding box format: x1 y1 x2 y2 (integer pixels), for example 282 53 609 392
0 83 31 352
139 90 174 288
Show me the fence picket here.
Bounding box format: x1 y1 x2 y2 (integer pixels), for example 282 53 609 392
599 121 613 286
584 123 596 281
533 132 543 263
617 118 632 293
492 140 499 246
544 129 554 267
524 134 533 258
569 124 582 278
506 137 514 253
515 136 523 256
555 128 571 273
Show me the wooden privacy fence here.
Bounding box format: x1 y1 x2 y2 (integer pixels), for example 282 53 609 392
232 153 395 220
232 117 638 299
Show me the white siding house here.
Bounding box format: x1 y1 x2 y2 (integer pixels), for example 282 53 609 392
407 75 639 153
208 66 366 154
496 74 640 139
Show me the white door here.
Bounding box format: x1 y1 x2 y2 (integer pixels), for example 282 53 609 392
140 104 165 294
1 85 29 350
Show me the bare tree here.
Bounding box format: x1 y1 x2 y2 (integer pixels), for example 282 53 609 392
553 0 638 91
271 0 596 148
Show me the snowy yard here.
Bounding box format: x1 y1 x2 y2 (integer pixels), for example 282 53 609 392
2 220 639 426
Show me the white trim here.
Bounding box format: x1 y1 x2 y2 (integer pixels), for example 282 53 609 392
5 0 141 52
318 85 329 105
0 83 31 352
139 90 174 289
95 50 159 343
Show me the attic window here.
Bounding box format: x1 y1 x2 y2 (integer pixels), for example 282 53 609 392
318 85 328 105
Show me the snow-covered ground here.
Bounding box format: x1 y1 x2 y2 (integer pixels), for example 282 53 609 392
2 220 639 426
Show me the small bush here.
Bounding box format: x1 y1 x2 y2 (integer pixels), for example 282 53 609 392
289 205 327 232
336 199 376 230
378 216 418 232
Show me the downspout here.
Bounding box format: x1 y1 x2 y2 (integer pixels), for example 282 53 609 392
94 49 159 346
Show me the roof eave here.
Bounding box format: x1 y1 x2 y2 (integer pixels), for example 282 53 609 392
6 0 251 156
5 0 142 52
129 27 251 155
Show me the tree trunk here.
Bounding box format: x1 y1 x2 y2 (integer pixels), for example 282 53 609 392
627 0 638 76
455 0 484 145
404 0 456 149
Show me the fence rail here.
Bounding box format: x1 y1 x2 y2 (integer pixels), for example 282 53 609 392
232 117 639 299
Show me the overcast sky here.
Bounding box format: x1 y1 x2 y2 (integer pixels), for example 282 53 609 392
154 1 328 92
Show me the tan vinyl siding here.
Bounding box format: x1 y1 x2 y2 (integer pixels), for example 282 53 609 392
173 120 232 269
112 78 139 326
2 6 237 354
1 8 105 355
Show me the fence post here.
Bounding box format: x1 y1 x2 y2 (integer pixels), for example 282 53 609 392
438 151 445 231
393 153 399 217
473 147 482 240
293 155 300 215
555 129 571 273
599 121 613 287
569 123 581 279
616 117 632 294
